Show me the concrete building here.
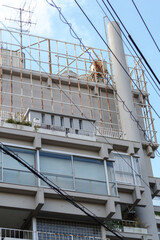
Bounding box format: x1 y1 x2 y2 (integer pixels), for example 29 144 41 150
0 22 159 240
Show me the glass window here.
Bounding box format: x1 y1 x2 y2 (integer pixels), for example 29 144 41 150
107 162 117 196
114 153 134 185
3 146 36 186
73 156 108 195
113 153 141 186
60 117 64 127
79 120 82 130
51 116 54 125
40 151 74 190
42 114 45 124
133 157 141 186
70 118 73 128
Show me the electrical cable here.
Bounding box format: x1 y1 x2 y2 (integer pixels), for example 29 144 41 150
103 0 160 86
0 144 125 240
131 0 160 53
73 0 160 121
96 0 160 98
71 0 160 154
0 7 159 239
0 1 159 190
0 0 158 204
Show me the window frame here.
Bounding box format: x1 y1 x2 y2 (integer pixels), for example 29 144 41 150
112 151 141 186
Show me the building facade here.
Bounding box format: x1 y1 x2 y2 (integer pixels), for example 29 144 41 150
0 22 159 240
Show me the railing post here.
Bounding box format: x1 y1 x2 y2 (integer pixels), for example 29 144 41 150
32 218 37 240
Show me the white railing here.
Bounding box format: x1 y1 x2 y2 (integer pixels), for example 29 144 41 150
37 231 101 240
0 228 102 240
0 228 33 239
95 127 125 139
0 111 25 122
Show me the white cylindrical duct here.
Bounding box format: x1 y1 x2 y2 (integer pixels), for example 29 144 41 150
108 21 140 142
107 21 158 240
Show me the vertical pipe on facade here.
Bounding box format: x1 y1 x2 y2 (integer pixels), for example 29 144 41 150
100 49 113 132
74 45 83 116
107 21 159 240
48 39 54 112
9 33 13 113
29 34 34 108
65 43 73 115
38 37 44 110
83 50 93 119
56 41 63 113
19 31 23 114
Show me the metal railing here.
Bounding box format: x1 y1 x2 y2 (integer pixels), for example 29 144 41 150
0 228 102 240
0 228 33 239
95 127 125 139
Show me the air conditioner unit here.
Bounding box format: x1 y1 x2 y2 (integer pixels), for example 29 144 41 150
33 118 41 127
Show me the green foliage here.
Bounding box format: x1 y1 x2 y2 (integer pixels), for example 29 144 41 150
155 211 160 217
6 118 32 126
105 220 123 231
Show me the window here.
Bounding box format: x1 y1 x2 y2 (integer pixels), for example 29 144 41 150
37 219 102 240
40 151 74 190
113 153 141 186
3 146 36 186
70 118 73 128
73 156 108 195
51 115 54 125
60 117 64 127
107 161 117 196
0 143 118 196
40 151 117 196
79 120 82 130
42 114 45 124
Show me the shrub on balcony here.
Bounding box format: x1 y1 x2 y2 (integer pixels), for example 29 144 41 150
6 118 32 126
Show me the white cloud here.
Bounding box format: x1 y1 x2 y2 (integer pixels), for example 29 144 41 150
0 0 87 41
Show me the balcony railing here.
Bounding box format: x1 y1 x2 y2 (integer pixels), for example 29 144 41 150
0 228 102 240
95 127 125 139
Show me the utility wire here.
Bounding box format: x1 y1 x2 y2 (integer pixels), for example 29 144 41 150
0 0 157 207
0 20 154 192
0 0 159 194
103 0 160 86
0 8 158 240
72 0 160 122
96 0 160 98
0 144 125 240
131 0 160 53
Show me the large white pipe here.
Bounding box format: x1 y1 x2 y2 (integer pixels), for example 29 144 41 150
107 21 158 240
108 21 140 142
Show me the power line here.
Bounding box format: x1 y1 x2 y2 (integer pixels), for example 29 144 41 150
0 22 154 189
131 0 160 53
103 0 160 86
1 0 159 186
0 7 158 238
0 144 125 240
72 0 160 122
96 0 160 98
0 0 158 202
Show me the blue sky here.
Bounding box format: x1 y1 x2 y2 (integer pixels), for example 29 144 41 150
0 0 160 177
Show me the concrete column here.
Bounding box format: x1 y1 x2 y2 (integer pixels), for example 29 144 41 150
107 21 158 240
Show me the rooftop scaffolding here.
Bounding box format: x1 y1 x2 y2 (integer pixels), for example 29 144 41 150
0 28 157 143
